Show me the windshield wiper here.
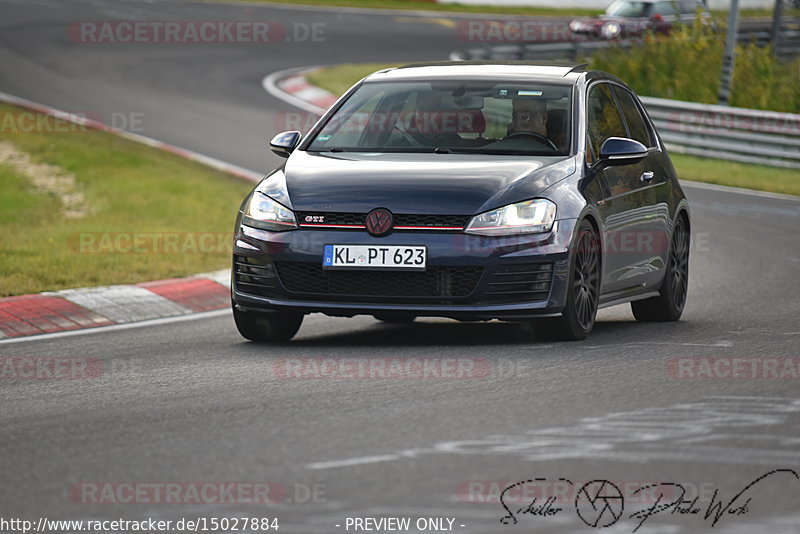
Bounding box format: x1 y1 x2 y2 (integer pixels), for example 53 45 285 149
430 147 545 155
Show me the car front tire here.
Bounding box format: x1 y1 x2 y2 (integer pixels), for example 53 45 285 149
539 219 600 341
631 215 689 322
233 306 303 342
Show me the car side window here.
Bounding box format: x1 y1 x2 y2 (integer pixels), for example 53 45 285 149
653 1 678 16
586 83 627 161
612 86 654 148
679 1 697 14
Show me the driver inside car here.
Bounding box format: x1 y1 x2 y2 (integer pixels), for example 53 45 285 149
509 97 548 138
503 97 559 151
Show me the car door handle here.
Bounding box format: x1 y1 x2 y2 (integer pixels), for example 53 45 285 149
640 171 655 183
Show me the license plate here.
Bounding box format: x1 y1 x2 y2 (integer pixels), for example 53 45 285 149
323 245 426 270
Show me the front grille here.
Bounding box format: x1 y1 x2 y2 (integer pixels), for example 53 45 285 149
482 263 554 303
394 214 470 228
233 255 280 298
296 212 469 230
236 255 553 305
274 262 483 299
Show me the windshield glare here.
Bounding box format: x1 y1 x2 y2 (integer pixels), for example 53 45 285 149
305 80 573 156
605 0 651 17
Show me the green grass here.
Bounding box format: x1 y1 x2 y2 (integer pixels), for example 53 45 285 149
0 103 253 297
670 153 800 196
218 0 598 17
216 0 787 18
305 63 799 196
306 63 402 96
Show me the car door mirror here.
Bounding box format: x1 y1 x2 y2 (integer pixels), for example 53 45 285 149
269 131 301 158
594 137 648 171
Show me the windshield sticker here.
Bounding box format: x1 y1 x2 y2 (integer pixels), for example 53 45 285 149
316 134 333 142
517 90 543 96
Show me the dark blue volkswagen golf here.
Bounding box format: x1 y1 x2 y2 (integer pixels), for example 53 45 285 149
232 62 690 341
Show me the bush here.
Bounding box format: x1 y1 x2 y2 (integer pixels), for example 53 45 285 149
587 17 800 113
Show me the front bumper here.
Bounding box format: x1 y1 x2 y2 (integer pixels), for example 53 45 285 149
231 219 577 321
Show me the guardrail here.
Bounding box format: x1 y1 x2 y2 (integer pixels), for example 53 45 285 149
450 30 799 62
640 97 800 169
738 28 800 59
449 40 619 63
450 18 799 62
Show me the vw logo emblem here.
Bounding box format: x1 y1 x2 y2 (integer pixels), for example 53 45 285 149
575 480 624 528
365 208 393 236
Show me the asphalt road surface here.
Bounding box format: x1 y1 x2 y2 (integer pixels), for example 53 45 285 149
1 1 799 532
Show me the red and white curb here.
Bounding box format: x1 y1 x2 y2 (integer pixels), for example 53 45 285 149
262 66 339 116
278 71 339 112
0 271 231 340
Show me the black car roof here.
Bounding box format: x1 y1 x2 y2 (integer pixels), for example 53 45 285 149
364 62 589 84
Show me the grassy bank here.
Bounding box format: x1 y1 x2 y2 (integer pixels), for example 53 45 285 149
222 0 783 19
670 153 799 196
303 63 799 196
217 0 597 17
0 103 253 297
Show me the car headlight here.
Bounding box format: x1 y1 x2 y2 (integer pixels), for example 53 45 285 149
601 22 622 39
465 199 556 236
243 192 297 231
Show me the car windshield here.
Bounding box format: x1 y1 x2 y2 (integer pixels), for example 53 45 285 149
605 0 651 17
305 80 573 156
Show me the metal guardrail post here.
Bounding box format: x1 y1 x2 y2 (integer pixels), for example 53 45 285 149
769 0 784 55
718 0 741 105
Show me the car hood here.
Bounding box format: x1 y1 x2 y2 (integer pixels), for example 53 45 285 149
270 150 576 215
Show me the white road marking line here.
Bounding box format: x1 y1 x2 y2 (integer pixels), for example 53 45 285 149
308 454 409 470
0 310 334 345
307 397 800 470
681 179 800 201
0 309 231 345
581 340 734 349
